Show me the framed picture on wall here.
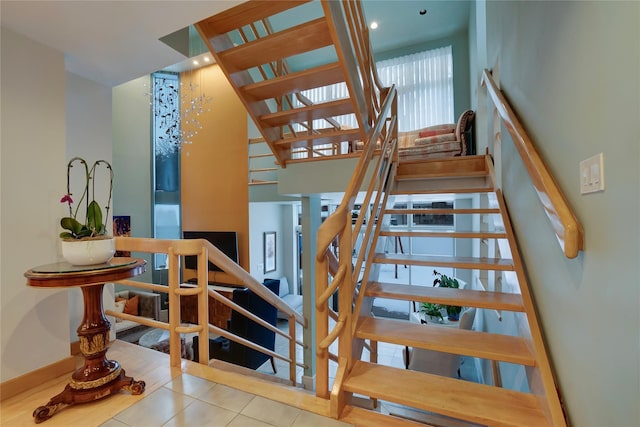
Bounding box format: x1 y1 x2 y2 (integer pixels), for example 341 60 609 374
264 231 276 273
113 215 131 257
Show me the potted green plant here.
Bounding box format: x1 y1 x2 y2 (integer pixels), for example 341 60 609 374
59 157 115 265
419 301 444 323
433 270 462 321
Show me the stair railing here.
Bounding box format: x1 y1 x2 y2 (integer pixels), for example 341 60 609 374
482 69 583 258
323 0 378 137
248 137 279 185
107 237 306 386
314 85 397 401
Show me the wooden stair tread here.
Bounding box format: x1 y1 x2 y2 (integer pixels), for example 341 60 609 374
395 170 488 180
366 281 525 312
356 317 535 366
396 155 488 176
392 176 493 195
219 18 333 73
242 62 345 101
273 128 361 148
196 0 311 37
260 99 354 127
383 208 501 215
340 406 430 427
373 253 514 271
343 361 548 427
380 230 507 239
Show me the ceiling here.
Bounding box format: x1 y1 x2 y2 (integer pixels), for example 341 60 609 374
0 1 469 87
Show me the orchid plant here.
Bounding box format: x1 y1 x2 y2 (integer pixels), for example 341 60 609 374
59 157 113 240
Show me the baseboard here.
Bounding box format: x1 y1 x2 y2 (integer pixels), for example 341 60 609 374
0 356 76 401
208 359 293 386
70 340 81 356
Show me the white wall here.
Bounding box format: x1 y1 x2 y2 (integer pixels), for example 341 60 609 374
249 203 289 286
112 76 153 283
480 2 639 426
0 27 70 382
65 72 113 341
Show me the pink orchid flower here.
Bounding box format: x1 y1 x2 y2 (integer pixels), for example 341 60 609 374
60 194 73 204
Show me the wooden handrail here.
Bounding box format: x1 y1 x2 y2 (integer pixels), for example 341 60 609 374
112 236 305 384
482 69 584 258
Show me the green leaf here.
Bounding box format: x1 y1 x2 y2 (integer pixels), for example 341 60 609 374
60 217 83 235
87 200 103 234
76 227 92 238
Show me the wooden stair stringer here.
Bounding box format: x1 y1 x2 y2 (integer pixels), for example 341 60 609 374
494 188 567 426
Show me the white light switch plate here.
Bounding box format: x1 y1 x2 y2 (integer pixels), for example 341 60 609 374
579 153 605 194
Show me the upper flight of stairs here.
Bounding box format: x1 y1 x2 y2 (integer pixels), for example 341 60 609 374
195 0 368 167
340 154 566 426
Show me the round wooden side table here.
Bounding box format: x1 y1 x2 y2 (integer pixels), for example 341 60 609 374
24 257 146 423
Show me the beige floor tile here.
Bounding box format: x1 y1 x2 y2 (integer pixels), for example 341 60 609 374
226 414 274 427
113 387 194 426
162 399 237 427
241 396 301 427
197 384 255 413
291 411 355 427
99 419 129 427
163 373 216 398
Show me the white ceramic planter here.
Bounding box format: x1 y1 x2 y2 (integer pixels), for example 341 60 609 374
61 238 115 266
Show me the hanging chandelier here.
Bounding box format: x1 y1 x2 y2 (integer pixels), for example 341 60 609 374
146 65 213 157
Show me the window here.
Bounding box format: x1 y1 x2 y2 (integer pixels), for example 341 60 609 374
151 72 182 275
377 46 454 131
412 201 454 226
291 45 454 157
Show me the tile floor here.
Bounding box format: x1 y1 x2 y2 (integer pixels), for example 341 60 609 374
113 258 480 427
99 373 353 427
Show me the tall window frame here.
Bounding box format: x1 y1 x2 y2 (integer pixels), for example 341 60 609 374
151 72 182 281
294 45 454 135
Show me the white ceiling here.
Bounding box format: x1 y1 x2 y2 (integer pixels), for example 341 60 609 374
0 0 469 87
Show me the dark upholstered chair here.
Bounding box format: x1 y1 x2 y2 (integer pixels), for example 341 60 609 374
192 280 279 372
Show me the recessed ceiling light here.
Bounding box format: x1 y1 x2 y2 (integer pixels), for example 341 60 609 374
204 56 211 63
370 21 378 30
192 60 199 66
419 9 427 15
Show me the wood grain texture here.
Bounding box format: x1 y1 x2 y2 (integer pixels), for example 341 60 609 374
365 281 525 312
482 70 583 258
355 317 535 366
343 361 547 427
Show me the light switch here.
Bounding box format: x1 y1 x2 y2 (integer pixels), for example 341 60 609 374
579 153 605 194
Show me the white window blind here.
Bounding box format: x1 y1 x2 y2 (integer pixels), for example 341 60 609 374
293 45 454 153
377 46 454 131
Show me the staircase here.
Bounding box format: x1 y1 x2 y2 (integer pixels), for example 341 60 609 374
195 0 375 167
339 154 567 426
195 1 566 426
